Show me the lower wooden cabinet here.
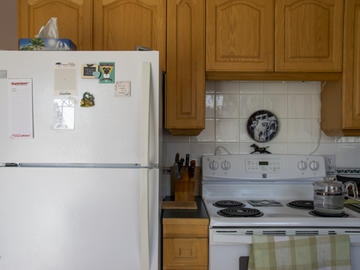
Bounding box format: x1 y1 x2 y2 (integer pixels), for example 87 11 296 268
163 218 209 270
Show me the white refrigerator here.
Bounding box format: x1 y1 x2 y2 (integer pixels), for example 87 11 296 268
0 51 160 270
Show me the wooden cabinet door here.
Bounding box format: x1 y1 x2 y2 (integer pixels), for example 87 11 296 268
93 0 166 70
166 0 205 135
163 238 208 269
206 0 274 72
18 0 92 50
343 0 360 130
275 0 344 72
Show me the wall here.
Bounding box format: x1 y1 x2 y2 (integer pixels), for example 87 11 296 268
0 0 17 50
161 80 360 197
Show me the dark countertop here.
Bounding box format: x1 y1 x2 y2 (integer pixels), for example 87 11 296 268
162 196 209 219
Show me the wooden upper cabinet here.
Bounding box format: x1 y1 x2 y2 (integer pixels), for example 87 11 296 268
18 0 92 50
93 0 166 70
321 0 360 136
206 0 275 72
342 0 360 131
166 0 205 135
275 0 344 72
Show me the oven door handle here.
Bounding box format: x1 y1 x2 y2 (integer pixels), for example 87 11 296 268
239 256 249 270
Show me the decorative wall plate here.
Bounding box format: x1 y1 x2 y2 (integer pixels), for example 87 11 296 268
247 110 279 143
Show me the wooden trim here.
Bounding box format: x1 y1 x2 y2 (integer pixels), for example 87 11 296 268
206 71 342 81
167 129 204 136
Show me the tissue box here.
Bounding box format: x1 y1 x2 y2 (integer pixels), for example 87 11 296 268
19 38 77 51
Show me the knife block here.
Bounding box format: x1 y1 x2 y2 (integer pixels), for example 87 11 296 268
174 168 195 202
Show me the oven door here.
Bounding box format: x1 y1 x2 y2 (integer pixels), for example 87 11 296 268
209 229 360 270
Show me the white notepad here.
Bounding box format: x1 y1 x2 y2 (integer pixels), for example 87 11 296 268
8 79 34 139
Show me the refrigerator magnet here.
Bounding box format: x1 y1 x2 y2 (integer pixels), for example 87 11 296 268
80 92 95 107
115 81 131 97
99 62 115 84
81 64 98 79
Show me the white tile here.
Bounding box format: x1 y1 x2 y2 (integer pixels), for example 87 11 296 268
164 142 191 167
320 131 335 143
189 143 216 164
287 94 319 118
263 94 287 118
312 143 337 155
271 119 287 143
162 129 190 143
239 94 264 118
287 119 320 142
240 119 252 142
287 81 321 94
312 94 321 118
239 81 264 94
215 81 239 93
206 80 216 93
191 119 215 142
216 119 240 142
287 143 316 154
215 94 240 118
239 143 287 154
263 143 287 154
263 81 287 94
215 143 240 154
206 94 215 119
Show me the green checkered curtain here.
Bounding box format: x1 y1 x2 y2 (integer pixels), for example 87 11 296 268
248 235 351 270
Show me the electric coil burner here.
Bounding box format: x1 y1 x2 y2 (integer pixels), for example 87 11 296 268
213 200 244 208
287 200 314 210
217 207 263 217
309 210 349 218
202 154 360 270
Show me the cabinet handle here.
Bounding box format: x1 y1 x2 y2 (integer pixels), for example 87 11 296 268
239 256 249 270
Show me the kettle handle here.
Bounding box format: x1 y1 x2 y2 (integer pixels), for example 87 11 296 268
344 181 359 199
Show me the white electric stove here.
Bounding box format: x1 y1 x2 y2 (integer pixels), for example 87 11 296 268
202 154 360 270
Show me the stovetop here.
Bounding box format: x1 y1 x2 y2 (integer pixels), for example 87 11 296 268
204 199 360 228
202 154 360 229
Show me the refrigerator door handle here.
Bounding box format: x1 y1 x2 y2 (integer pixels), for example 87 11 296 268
139 169 150 270
141 62 151 167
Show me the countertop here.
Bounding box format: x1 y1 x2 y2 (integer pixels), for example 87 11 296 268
162 196 209 219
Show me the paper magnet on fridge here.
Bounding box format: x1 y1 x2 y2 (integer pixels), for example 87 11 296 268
80 92 95 107
99 62 115 84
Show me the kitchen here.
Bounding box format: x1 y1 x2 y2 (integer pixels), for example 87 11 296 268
1 0 360 270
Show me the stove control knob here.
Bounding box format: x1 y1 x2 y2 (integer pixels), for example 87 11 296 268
209 160 219 170
309 160 319 171
297 160 307 170
221 160 231 170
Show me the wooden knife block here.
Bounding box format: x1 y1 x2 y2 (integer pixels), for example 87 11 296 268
173 168 195 202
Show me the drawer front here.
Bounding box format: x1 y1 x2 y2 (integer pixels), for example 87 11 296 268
163 223 208 238
163 238 208 268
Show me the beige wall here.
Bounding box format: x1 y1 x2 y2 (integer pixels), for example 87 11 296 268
0 0 17 50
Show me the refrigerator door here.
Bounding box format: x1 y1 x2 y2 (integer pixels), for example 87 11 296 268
0 51 159 165
0 167 159 270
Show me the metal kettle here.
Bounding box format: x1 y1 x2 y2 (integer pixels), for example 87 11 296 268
313 177 358 215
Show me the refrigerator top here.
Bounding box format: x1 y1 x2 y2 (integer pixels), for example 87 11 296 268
0 51 160 165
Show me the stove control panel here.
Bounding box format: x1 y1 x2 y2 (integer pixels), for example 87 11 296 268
202 154 326 180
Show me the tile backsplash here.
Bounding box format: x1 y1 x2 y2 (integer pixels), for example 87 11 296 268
161 80 360 197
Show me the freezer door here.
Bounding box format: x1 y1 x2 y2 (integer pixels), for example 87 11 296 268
0 167 159 270
0 51 159 165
